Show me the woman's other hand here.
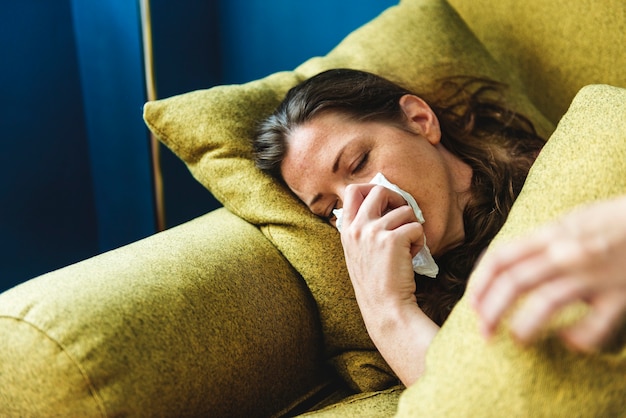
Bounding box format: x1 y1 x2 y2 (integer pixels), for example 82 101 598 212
472 196 626 352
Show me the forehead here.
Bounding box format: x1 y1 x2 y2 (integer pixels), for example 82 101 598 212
285 113 357 165
280 113 357 198
293 112 356 143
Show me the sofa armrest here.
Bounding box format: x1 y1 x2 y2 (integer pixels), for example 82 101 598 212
0 208 329 417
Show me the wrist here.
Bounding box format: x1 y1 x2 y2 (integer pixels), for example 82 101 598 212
359 299 440 386
363 299 436 346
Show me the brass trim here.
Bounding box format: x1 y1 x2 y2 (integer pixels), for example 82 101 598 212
139 0 166 231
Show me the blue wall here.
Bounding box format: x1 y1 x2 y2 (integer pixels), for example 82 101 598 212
217 0 398 84
0 2 99 291
150 0 224 227
72 1 157 251
0 0 397 292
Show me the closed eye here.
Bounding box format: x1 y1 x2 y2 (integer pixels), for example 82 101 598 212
352 151 369 174
325 200 338 222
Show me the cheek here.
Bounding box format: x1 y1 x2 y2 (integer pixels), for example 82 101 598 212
415 184 452 253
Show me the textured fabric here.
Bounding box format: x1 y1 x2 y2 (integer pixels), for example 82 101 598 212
0 209 328 417
395 85 626 417
143 0 552 392
3 1 624 416
448 0 626 124
303 386 404 417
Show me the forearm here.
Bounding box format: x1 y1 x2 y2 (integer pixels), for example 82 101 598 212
337 182 442 385
360 300 440 386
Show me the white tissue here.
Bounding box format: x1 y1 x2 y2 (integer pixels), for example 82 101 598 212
332 172 439 278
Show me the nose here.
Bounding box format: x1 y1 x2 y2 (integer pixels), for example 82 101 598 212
334 184 348 210
338 182 367 210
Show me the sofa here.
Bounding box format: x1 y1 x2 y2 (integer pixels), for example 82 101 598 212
1 0 625 416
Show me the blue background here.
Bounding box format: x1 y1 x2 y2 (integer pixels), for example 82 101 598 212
0 0 397 292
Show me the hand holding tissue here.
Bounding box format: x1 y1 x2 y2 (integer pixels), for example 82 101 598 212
333 173 439 278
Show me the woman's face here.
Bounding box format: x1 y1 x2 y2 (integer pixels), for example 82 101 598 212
280 95 471 256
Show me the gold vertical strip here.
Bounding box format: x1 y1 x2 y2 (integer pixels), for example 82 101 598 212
139 0 166 232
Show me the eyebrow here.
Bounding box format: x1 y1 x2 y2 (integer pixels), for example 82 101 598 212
309 193 323 209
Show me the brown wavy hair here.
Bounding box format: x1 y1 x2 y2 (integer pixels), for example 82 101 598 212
254 69 545 326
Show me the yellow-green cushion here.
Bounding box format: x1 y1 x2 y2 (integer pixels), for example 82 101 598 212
143 0 552 391
396 84 626 416
448 0 626 124
302 386 404 418
0 209 326 417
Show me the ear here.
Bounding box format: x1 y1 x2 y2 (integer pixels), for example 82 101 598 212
398 94 441 145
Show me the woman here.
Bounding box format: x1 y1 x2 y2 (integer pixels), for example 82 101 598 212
253 68 544 385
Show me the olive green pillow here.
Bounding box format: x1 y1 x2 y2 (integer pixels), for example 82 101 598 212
396 84 626 416
448 0 626 123
143 0 552 391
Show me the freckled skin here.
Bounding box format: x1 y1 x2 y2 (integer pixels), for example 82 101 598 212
281 96 472 256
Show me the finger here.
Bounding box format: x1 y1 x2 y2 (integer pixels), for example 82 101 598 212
394 221 425 258
342 183 377 229
471 218 579 319
475 249 560 338
380 205 419 230
347 185 409 227
472 226 556 303
560 290 626 352
472 242 539 308
508 277 587 345
365 185 410 214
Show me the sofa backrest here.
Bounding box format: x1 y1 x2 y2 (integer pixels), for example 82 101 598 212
448 0 626 124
